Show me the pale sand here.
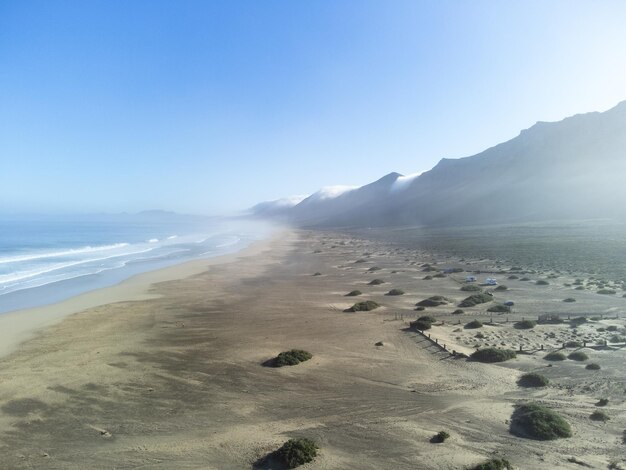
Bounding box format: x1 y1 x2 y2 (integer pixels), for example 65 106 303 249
0 234 278 359
0 229 623 469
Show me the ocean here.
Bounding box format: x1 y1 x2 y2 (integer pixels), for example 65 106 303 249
0 214 274 314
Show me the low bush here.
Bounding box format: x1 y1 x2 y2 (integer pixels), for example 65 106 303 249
452 309 464 315
520 277 531 281
423 275 433 280
470 458 513 470
465 319 483 329
607 325 618 331
515 320 536 329
544 351 566 361
610 335 626 343
475 332 485 339
459 293 494 308
586 363 601 370
416 296 452 307
575 286 585 290
461 284 482 292
563 298 576 302
431 430 450 443
589 410 610 422
508 275 519 280
518 373 549 387
368 278 385 285
345 290 362 297
433 273 447 278
510 403 572 440
386 288 405 296
273 350 313 367
596 398 609 407
570 316 587 326
598 289 617 295
312 272 322 276
275 438 318 468
410 319 432 331
417 315 436 323
536 280 549 285
470 348 516 363
345 300 380 312
415 306 425 311
487 304 511 313
367 266 381 272
568 351 588 361
494 285 508 291
565 340 583 348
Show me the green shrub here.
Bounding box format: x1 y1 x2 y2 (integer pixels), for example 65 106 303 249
589 410 609 422
536 280 549 285
598 289 617 295
470 348 516 363
518 373 549 387
470 458 513 470
410 319 432 331
368 278 385 285
417 315 436 323
508 275 519 280
570 316 587 326
431 430 450 443
520 277 531 281
367 266 381 272
423 275 433 280
475 332 485 339
494 285 508 291
563 298 576 302
575 286 585 290
607 325 618 331
596 398 609 407
386 288 405 296
510 403 572 440
312 272 322 276
274 350 313 367
461 284 482 292
610 335 626 343
416 296 452 307
544 351 566 361
459 293 494 308
487 304 511 313
515 320 536 329
345 290 362 297
345 300 380 312
586 363 601 370
433 273 447 278
568 351 588 361
452 309 464 315
465 319 483 329
276 438 318 468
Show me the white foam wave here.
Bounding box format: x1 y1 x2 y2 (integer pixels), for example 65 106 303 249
0 248 154 285
0 243 130 265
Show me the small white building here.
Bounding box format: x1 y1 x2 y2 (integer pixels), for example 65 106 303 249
485 278 498 286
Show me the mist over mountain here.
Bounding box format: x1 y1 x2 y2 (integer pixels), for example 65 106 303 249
253 101 626 228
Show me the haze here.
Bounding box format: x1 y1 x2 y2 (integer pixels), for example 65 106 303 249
1 0 626 214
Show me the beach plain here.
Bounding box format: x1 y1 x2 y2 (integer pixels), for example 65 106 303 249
0 229 624 469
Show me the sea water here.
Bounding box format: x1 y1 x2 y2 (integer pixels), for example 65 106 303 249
0 213 274 314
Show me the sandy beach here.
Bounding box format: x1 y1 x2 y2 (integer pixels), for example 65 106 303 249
0 229 623 469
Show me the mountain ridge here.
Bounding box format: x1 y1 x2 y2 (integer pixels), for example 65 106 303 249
252 101 626 228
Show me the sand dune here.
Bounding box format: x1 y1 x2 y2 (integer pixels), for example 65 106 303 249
0 230 623 469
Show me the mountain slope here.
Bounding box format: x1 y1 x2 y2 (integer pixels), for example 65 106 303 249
254 101 626 227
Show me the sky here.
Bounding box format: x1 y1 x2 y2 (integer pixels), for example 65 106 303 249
1 0 626 215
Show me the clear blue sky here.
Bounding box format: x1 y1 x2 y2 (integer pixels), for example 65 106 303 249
2 0 626 214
